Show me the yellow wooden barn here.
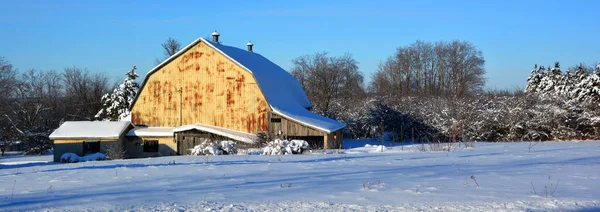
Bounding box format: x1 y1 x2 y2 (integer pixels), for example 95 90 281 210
51 32 345 160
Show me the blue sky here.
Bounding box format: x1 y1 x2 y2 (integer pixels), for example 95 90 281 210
1 0 598 90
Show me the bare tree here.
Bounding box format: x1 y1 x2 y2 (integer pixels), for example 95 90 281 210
63 67 111 121
2 69 66 155
369 40 485 98
291 52 365 118
0 57 18 155
162 37 182 57
155 37 182 65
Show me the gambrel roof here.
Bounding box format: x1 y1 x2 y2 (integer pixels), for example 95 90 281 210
131 37 345 133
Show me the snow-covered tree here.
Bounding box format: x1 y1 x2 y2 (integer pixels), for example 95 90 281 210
95 65 140 121
525 64 541 92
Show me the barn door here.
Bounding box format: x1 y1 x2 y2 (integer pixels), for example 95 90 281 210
270 117 282 138
176 130 211 155
176 133 192 155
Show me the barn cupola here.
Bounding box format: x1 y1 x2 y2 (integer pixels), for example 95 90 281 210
247 41 253 52
212 31 220 43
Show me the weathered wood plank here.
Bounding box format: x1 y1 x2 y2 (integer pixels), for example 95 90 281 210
131 42 269 134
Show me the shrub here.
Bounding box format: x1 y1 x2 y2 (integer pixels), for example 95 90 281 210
190 140 238 156
262 139 309 155
60 152 106 163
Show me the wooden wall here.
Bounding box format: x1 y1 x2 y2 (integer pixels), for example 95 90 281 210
125 137 176 158
324 130 343 149
53 138 117 162
266 113 344 149
131 41 269 134
268 113 324 137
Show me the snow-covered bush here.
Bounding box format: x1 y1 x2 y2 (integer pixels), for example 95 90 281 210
203 142 222 155
60 153 79 163
262 139 309 155
106 141 126 159
190 140 238 156
60 152 107 163
288 140 309 154
262 139 285 155
220 141 238 155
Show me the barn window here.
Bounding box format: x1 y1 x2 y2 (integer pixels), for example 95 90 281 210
271 118 281 123
143 140 159 152
82 141 100 155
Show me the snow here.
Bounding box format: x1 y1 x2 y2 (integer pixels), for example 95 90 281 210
262 139 309 155
219 141 238 155
126 124 258 144
174 124 258 144
126 126 175 137
1 141 598 211
374 145 387 152
49 121 132 139
59 152 107 163
190 141 238 156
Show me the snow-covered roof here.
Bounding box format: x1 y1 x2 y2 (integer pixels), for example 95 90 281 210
174 124 258 144
126 127 175 137
126 124 257 143
49 121 132 140
132 36 346 133
207 40 345 133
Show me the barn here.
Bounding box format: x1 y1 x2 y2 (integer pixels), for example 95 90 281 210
127 32 345 155
50 32 345 160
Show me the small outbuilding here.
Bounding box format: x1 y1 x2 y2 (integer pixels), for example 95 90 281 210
49 121 133 162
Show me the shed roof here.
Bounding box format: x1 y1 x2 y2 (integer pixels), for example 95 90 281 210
126 127 175 137
132 37 345 133
49 121 132 140
126 124 258 144
174 124 258 144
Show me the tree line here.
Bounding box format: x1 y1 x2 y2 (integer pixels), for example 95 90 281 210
0 38 178 155
290 41 600 142
0 57 113 155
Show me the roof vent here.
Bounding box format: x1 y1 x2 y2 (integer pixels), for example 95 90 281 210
212 31 219 43
247 41 253 52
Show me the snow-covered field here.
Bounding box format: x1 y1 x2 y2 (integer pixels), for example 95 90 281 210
1 141 599 211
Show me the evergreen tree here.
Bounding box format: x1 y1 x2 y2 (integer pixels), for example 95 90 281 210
95 65 140 121
525 64 541 92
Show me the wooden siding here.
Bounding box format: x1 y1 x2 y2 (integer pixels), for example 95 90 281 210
125 137 177 158
268 113 323 137
324 130 343 149
174 129 255 155
131 41 269 134
52 139 118 162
